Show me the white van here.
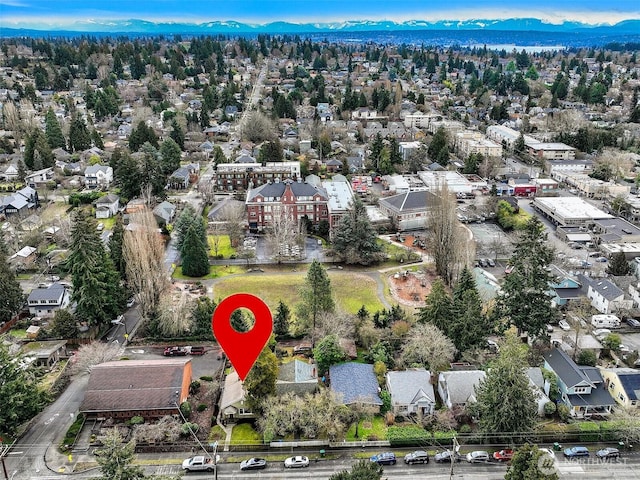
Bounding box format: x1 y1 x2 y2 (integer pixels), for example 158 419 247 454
591 314 621 329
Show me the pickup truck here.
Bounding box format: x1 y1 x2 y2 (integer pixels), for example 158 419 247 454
187 346 206 356
182 455 219 472
163 346 188 356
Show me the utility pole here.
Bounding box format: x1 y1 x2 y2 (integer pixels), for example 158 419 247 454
0 443 11 480
449 436 459 480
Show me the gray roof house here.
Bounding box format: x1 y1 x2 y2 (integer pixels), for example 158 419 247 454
26 283 70 317
330 363 383 407
378 191 437 231
167 167 191 189
386 368 436 416
586 278 631 314
220 370 256 421
95 194 120 219
543 348 615 418
84 165 113 188
152 201 176 225
437 370 486 410
276 359 318 395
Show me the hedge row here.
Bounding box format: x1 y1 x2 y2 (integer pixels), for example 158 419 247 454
387 426 455 446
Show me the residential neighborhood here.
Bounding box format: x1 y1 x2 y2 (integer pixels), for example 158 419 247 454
1 29 640 480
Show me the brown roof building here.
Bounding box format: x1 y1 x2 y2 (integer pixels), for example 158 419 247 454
80 359 192 420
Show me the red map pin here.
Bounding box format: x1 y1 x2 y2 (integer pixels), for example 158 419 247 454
211 293 273 381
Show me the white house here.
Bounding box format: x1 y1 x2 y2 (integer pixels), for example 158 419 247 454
84 165 113 189
586 279 632 314
386 368 436 417
95 194 120 219
26 283 70 317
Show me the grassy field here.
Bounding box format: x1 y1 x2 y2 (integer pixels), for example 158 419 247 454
346 416 387 441
208 235 236 258
212 271 385 314
230 423 263 445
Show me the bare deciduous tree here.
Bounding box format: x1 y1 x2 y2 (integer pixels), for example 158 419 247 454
123 209 170 322
217 201 246 248
264 204 301 262
156 291 194 337
425 183 474 286
314 310 356 340
241 110 275 143
69 341 121 375
400 323 456 372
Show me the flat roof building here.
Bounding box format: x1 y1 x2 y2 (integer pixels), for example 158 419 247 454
533 196 613 226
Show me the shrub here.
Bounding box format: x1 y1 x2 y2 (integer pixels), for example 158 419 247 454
379 390 391 414
197 403 208 412
557 404 570 422
384 411 395 426
200 375 213 382
578 421 600 442
387 425 431 446
180 401 192 419
129 416 144 425
190 380 201 394
459 424 472 434
181 422 200 436
544 401 557 416
577 350 597 367
433 430 456 445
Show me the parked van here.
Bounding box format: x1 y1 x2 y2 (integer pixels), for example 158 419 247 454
591 314 621 329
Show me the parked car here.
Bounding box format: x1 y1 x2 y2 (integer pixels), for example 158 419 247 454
434 450 461 463
595 256 608 262
626 318 640 328
546 324 554 333
163 346 188 356
240 458 267 471
593 328 612 339
182 455 219 472
558 320 571 331
49 275 61 282
596 447 620 459
486 340 500 353
187 346 206 355
466 451 490 463
404 451 429 464
370 452 397 465
126 297 136 308
493 449 514 462
284 456 309 468
619 344 631 354
563 446 589 458
486 258 496 267
478 258 487 267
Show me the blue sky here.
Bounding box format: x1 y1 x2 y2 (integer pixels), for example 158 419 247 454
1 0 639 25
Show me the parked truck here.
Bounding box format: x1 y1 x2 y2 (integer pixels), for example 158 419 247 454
182 455 218 472
186 346 206 356
163 346 188 356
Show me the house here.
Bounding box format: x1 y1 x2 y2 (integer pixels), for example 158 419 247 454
245 178 328 233
587 279 631 314
167 167 191 189
275 359 318 396
549 277 588 307
386 368 436 417
26 282 70 317
1 163 18 181
21 340 67 368
152 201 176 225
542 348 615 418
378 191 437 231
9 245 37 269
527 367 553 417
0 186 39 217
80 359 192 421
84 165 113 188
600 368 640 408
220 370 256 421
329 362 383 407
325 159 343 174
437 370 486 410
95 194 120 219
215 161 301 192
25 167 54 187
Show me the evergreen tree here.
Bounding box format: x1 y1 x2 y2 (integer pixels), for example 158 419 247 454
313 334 346 375
44 107 66 149
230 309 250 332
129 121 159 152
91 129 104 149
494 216 556 337
24 129 54 169
273 300 291 338
109 216 126 278
114 151 142 200
244 346 279 412
296 260 335 335
159 137 181 175
138 143 166 197
329 460 383 480
190 296 217 339
416 279 452 333
0 248 25 324
68 114 91 152
180 224 210 277
67 211 124 327
427 127 448 160
607 251 631 276
0 342 47 435
50 309 79 339
449 266 489 352
331 196 384 265
95 429 145 480
505 444 559 480
472 338 538 441
169 119 185 150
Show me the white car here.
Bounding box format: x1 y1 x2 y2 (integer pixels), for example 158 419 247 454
619 344 631 354
558 320 571 331
593 328 612 339
466 451 490 463
284 456 309 468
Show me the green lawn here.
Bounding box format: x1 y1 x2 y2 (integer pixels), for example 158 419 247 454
346 416 387 441
212 271 385 314
230 423 263 445
208 235 236 258
172 264 247 280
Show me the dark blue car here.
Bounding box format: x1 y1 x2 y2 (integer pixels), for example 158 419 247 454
564 446 589 458
370 452 397 465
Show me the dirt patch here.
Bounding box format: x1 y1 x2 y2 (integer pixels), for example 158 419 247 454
388 269 435 307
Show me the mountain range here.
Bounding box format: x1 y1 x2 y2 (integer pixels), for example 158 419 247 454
3 18 640 35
